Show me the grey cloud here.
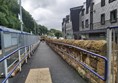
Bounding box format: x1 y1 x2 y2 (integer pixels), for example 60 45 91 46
22 0 85 30
25 0 57 9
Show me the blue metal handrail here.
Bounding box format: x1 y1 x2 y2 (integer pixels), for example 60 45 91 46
0 46 25 63
51 42 108 81
0 42 39 83
0 44 32 63
2 48 30 83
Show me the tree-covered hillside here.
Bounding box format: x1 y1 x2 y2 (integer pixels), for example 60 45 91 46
0 0 63 36
0 0 20 29
0 0 48 34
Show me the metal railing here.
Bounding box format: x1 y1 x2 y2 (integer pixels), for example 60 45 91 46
48 42 108 81
107 26 118 83
0 41 40 83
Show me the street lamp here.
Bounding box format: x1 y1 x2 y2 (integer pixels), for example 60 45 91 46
33 20 36 35
34 20 39 35
18 0 23 32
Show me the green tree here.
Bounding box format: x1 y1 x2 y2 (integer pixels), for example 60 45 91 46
37 25 48 35
48 28 62 38
55 30 62 39
0 0 48 35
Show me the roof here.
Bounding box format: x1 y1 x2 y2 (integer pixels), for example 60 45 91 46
70 6 83 11
0 26 31 35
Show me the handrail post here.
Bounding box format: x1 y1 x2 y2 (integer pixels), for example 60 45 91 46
1 31 9 83
29 46 31 58
4 58 8 83
25 47 27 63
18 50 22 72
31 45 32 52
106 28 112 83
32 44 34 53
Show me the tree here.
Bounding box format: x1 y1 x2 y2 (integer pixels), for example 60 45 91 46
55 30 62 39
0 0 48 35
48 28 62 38
37 25 48 35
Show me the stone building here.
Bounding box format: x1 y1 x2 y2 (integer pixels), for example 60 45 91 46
62 0 118 40
62 15 73 39
80 0 117 40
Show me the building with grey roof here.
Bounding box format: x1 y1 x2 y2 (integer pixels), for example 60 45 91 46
62 0 118 40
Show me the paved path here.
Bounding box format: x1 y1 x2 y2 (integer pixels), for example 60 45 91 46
9 42 86 83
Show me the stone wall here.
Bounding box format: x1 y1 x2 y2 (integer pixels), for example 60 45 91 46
46 38 108 83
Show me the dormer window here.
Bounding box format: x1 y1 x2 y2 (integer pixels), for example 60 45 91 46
82 9 85 16
101 0 105 7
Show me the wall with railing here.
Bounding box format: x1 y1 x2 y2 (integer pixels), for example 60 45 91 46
46 38 108 83
0 26 41 83
0 40 40 83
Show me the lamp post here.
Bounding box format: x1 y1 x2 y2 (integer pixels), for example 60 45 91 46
34 20 39 35
19 0 23 32
33 20 36 35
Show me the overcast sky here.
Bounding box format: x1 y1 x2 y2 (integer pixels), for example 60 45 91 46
22 0 85 30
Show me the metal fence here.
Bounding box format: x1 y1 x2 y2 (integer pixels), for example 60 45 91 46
0 41 40 83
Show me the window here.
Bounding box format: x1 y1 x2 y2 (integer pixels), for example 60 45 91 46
101 13 105 25
101 0 105 7
82 9 85 16
110 9 117 23
86 8 89 14
85 19 89 28
82 21 84 29
109 0 116 3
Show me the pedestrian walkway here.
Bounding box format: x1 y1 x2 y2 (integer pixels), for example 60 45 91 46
9 42 86 83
